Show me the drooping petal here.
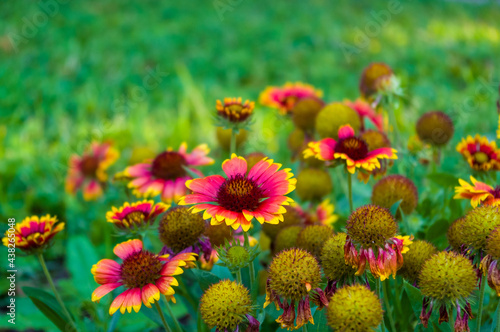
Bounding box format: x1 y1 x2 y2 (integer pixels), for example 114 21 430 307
92 283 122 302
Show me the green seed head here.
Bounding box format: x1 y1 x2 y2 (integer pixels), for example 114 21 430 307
359 130 391 151
486 226 500 260
288 128 306 155
262 205 303 240
346 205 397 249
419 251 477 303
447 217 466 251
227 245 250 266
320 232 357 281
398 240 437 285
268 248 321 301
461 205 500 252
296 225 334 258
359 62 394 98
296 168 333 202
158 207 206 252
204 223 233 247
416 111 454 147
315 102 361 139
200 280 252 331
327 284 383 331
274 225 303 255
292 97 325 132
371 175 418 217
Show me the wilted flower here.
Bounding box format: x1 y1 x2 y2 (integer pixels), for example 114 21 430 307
345 99 384 132
2 215 64 254
296 225 334 258
180 154 296 232
398 240 437 286
119 143 214 203
315 102 361 139
259 82 323 115
371 175 418 218
65 142 119 201
295 168 332 202
454 176 500 208
91 239 196 314
456 134 500 171
106 200 170 232
480 226 500 296
416 111 454 147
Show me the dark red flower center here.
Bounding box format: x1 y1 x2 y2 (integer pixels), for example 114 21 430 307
473 151 490 164
282 96 298 110
218 104 251 123
491 186 500 198
80 156 99 177
121 251 163 288
151 152 187 180
335 137 369 161
216 175 263 212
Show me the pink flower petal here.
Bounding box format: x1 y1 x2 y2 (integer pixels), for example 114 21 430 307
113 239 143 260
337 125 355 139
222 155 248 178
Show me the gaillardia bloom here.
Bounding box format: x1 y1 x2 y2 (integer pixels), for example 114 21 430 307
216 97 254 124
304 125 397 174
65 142 119 201
326 284 383 332
359 62 394 98
200 280 259 332
259 82 323 115
179 154 296 232
2 215 64 254
419 251 477 331
344 205 412 280
398 240 437 286
456 134 500 171
480 226 500 296
371 175 418 218
345 99 384 132
357 129 393 183
91 239 196 315
416 111 454 147
265 248 324 330
106 200 170 232
121 143 214 203
454 176 500 208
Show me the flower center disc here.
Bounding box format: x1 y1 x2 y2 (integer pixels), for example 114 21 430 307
492 186 500 198
217 175 263 212
124 211 147 227
151 152 187 180
80 156 99 177
473 151 490 164
121 251 163 288
336 137 369 161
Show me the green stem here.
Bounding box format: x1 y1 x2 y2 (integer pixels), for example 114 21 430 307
303 324 308 332
449 306 455 331
37 253 76 330
236 269 242 284
477 275 486 332
230 128 237 156
347 171 353 214
376 279 386 332
243 232 256 286
154 301 173 332
382 280 396 332
163 297 182 332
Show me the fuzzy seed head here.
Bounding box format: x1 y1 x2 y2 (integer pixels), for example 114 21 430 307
315 102 361 139
416 111 454 147
292 97 325 132
227 246 250 266
346 205 397 249
398 240 437 285
158 207 206 252
274 226 303 255
371 175 418 217
296 168 332 202
205 224 233 247
461 205 500 251
360 130 391 151
321 232 357 281
296 225 334 258
447 217 466 251
486 226 500 260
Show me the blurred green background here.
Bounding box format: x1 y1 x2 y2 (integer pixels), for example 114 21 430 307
1 0 500 330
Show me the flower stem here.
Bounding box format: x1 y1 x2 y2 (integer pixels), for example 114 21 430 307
230 128 237 156
37 253 76 330
382 280 396 332
476 275 486 332
347 171 353 214
303 324 308 332
243 231 256 286
163 297 183 332
236 269 242 284
449 307 455 331
154 301 173 332
376 279 386 332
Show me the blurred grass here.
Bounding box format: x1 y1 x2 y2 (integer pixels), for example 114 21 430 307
1 0 500 330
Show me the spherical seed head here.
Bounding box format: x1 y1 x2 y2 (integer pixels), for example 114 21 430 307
371 175 418 217
292 97 325 132
315 102 361 139
398 240 437 285
216 127 248 151
227 245 250 266
359 62 394 98
200 279 252 331
461 205 500 251
268 248 321 301
326 284 383 331
158 207 206 252
486 226 500 260
288 128 306 154
416 111 454 147
296 225 334 258
204 223 233 247
245 152 267 170
274 226 303 254
419 251 477 302
346 205 397 249
296 168 332 202
262 206 303 240
359 130 391 151
321 232 357 281
447 217 466 251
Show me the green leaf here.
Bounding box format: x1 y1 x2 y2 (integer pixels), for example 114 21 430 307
403 281 423 319
426 173 458 188
425 218 449 242
390 199 403 217
311 307 328 331
191 269 222 292
23 286 72 332
67 235 99 297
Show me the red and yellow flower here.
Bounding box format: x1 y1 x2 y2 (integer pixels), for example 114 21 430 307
304 125 397 174
120 143 214 203
179 154 296 232
344 99 384 132
91 239 196 315
106 200 170 231
259 82 323 115
216 97 255 123
2 215 65 253
295 199 339 226
454 176 500 208
456 135 500 171
65 142 119 201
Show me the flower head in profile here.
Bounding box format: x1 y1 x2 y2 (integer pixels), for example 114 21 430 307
106 200 170 233
2 215 64 254
456 134 500 171
344 205 413 280
416 111 454 147
259 82 323 115
480 226 500 296
454 176 500 208
179 154 296 232
304 125 397 174
344 98 384 132
65 142 119 201
216 97 255 124
91 239 196 315
359 62 394 98
120 143 214 203
357 129 393 183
